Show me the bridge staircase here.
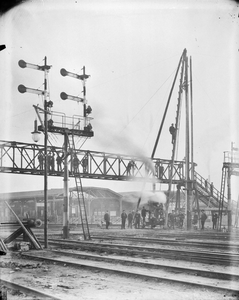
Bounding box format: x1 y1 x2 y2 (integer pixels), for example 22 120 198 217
68 134 91 240
193 171 227 209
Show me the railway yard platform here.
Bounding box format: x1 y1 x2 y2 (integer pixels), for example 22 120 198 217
1 226 239 300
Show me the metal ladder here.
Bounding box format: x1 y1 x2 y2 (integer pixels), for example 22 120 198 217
218 166 227 230
68 133 91 240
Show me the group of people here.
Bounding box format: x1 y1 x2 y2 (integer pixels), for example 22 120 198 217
168 211 185 229
38 150 88 173
193 210 218 230
104 208 220 231
38 150 58 171
104 207 148 230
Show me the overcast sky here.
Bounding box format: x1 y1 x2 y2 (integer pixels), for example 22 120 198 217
0 0 238 199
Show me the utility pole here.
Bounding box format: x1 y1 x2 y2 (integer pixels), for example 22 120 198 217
19 61 94 241
184 54 192 230
227 142 234 232
60 66 93 239
62 133 69 238
18 57 52 248
43 57 49 248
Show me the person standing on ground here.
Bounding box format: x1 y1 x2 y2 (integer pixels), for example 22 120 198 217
212 212 218 230
104 211 110 229
170 210 176 229
200 210 207 230
128 211 133 228
135 211 141 229
141 206 147 226
121 210 127 229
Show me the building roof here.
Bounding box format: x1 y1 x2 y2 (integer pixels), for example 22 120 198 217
0 187 122 202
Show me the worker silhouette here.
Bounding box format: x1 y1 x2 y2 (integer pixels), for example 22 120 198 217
169 123 176 144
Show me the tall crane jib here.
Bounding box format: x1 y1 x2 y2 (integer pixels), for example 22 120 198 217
149 48 227 230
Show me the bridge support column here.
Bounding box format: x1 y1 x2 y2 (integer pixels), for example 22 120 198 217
63 134 69 238
227 171 232 232
187 185 193 230
175 184 181 213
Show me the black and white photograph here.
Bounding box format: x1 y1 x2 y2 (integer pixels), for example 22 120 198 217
0 0 239 299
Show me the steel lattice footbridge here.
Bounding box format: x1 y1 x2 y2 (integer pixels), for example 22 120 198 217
0 139 227 209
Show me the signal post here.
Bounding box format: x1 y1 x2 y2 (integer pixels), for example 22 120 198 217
18 58 93 243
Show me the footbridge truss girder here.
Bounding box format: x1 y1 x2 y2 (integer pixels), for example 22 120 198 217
0 140 226 208
0 140 186 184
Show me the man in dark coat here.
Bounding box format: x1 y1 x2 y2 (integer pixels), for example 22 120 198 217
169 123 176 144
134 211 141 229
104 211 110 229
38 151 44 170
141 206 147 226
212 213 218 230
200 210 207 230
128 211 133 228
169 210 176 229
121 210 127 229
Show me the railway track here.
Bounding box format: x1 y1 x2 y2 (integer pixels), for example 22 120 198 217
39 238 239 266
92 235 239 252
22 248 239 294
140 231 239 241
3 233 239 297
0 278 62 300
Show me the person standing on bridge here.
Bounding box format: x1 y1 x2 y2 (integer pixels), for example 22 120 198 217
210 182 214 196
169 123 176 144
72 154 79 174
56 152 64 172
121 210 127 229
38 151 44 170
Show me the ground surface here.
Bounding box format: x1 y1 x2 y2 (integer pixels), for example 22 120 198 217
1 227 239 300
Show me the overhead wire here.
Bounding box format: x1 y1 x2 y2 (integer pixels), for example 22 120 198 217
142 76 174 152
90 54 179 90
118 66 178 135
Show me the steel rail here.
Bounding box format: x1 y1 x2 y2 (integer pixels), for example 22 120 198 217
0 278 62 300
133 232 239 241
92 235 239 251
22 250 239 294
40 238 239 266
50 249 239 281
